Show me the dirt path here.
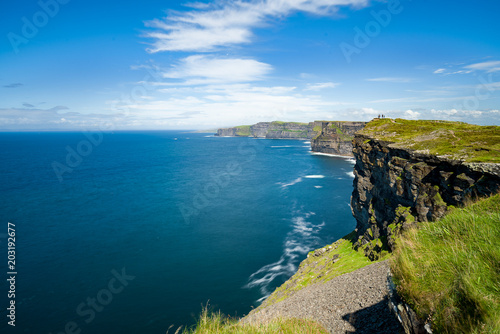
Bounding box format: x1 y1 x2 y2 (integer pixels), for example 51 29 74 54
242 260 403 333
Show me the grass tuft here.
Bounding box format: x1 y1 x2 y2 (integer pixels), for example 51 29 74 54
171 305 328 334
391 194 500 333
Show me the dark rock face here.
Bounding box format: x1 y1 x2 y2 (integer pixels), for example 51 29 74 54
387 273 430 334
311 121 366 156
351 134 500 254
216 127 240 136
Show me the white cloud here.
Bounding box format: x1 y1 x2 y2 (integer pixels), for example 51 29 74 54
299 73 316 79
405 109 420 119
465 60 500 73
483 81 500 91
430 108 483 117
0 106 126 130
370 95 476 104
433 68 446 74
144 0 370 52
115 83 349 128
162 55 273 85
366 77 414 83
304 82 340 91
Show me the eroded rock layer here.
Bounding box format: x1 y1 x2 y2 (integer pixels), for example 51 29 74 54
311 121 366 156
216 121 316 139
351 124 500 257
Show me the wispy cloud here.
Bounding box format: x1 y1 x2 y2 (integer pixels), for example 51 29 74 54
465 60 500 73
3 83 23 88
162 55 272 85
366 77 414 83
106 83 350 128
144 0 370 53
304 82 340 91
370 95 476 104
434 60 500 75
0 106 113 130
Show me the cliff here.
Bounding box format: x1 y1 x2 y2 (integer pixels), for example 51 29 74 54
350 118 500 258
239 118 500 334
216 121 318 139
310 121 366 156
236 118 500 334
216 120 367 156
216 125 252 137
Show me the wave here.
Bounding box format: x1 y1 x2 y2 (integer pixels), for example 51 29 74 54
346 171 355 178
244 212 326 301
314 185 323 189
279 175 325 188
309 152 354 161
278 177 303 188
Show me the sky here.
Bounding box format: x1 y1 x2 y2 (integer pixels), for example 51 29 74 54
1 0 500 130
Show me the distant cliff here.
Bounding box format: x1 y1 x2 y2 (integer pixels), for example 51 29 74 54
310 121 366 156
216 120 368 156
350 118 500 258
216 121 318 139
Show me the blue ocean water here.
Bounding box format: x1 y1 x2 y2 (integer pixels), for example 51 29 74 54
0 131 356 333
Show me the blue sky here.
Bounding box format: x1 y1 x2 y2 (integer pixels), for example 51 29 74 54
1 0 500 130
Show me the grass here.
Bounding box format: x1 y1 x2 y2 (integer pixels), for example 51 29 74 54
235 125 251 136
271 121 309 126
391 194 500 333
313 125 322 132
260 231 390 307
359 118 500 162
171 306 328 334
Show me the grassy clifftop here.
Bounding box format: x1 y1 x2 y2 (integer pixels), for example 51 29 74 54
359 119 500 163
391 194 500 333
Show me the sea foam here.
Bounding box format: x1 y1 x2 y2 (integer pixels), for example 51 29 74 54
244 212 326 301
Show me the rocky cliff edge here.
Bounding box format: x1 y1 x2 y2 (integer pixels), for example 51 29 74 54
351 118 500 258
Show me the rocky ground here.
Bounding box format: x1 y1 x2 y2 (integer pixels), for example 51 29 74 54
242 260 403 334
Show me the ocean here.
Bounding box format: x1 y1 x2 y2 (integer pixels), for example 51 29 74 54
0 131 356 333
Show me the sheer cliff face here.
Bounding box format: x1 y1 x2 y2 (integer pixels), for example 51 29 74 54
216 122 319 139
251 122 315 139
351 134 500 256
216 128 239 136
311 121 366 156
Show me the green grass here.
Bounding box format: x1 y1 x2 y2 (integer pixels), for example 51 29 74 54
359 118 500 162
171 306 328 334
271 121 309 126
235 125 251 136
391 194 500 333
260 231 390 307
